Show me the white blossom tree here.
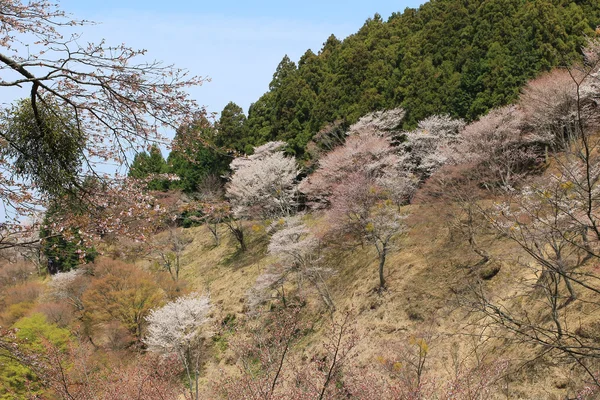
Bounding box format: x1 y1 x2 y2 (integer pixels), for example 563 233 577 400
327 173 408 289
250 216 335 310
347 107 406 135
400 114 465 178
145 294 211 400
444 105 540 190
226 141 299 219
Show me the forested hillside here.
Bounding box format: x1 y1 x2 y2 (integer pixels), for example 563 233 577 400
3 0 600 399
129 0 600 191
210 0 600 156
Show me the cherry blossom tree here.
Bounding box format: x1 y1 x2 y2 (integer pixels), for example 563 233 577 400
445 105 540 190
400 114 465 179
0 0 204 248
216 309 357 400
145 294 211 400
226 141 299 219
0 329 186 400
300 127 415 208
250 216 334 310
151 226 191 284
301 121 413 289
347 107 406 136
327 173 408 289
519 67 598 150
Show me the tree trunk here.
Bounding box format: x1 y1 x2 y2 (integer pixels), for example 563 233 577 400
379 246 387 289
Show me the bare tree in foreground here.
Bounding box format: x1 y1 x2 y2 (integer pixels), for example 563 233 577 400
0 0 203 249
469 39 600 387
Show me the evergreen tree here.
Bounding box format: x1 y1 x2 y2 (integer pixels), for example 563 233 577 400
168 116 230 193
128 145 170 190
239 0 599 157
216 102 248 152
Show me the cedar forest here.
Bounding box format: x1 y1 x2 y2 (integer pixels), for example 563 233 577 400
2 0 600 398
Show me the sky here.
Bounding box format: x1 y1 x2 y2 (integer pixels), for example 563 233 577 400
54 0 426 116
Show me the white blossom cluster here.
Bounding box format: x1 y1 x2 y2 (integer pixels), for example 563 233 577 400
145 294 210 355
401 114 465 178
227 141 299 219
268 216 320 268
347 107 406 136
48 269 83 299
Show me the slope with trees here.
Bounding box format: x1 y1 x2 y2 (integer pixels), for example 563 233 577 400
236 0 600 157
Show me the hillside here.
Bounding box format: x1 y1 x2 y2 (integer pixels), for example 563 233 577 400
215 0 600 156
3 0 600 399
146 199 595 399
5 57 600 397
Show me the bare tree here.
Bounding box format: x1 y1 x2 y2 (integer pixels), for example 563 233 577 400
469 39 600 386
251 216 335 310
153 227 191 283
0 0 203 249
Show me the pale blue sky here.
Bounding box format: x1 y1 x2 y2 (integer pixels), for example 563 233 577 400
56 0 425 115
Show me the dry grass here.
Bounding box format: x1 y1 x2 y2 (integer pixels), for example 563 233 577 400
84 171 600 398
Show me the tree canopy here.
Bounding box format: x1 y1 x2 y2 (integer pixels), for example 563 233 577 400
0 0 203 248
235 0 599 158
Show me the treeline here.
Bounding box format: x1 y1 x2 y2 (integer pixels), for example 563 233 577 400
130 0 599 188
235 0 600 156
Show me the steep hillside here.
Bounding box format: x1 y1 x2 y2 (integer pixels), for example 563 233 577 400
160 196 593 399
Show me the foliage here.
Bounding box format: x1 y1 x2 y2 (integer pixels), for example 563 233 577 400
40 207 97 274
0 328 186 400
239 0 599 157
216 101 249 152
168 114 230 193
82 260 166 342
0 97 85 198
0 314 71 399
128 145 170 191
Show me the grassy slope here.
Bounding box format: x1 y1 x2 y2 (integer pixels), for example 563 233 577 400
156 191 599 398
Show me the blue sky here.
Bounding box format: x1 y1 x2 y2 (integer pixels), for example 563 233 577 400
56 0 425 115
